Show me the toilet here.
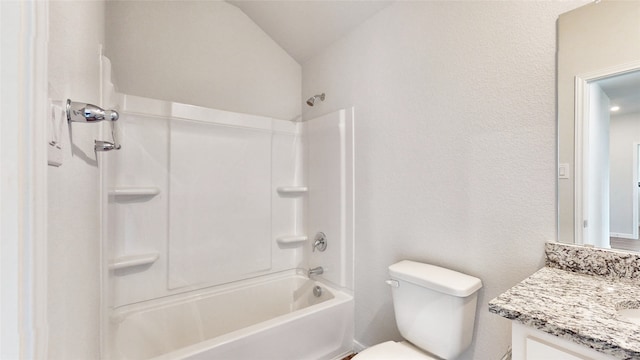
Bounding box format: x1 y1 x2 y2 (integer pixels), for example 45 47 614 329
354 260 483 360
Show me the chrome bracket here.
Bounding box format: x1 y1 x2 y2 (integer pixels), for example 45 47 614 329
66 99 122 152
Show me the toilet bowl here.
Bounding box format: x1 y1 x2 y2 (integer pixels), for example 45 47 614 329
353 260 482 360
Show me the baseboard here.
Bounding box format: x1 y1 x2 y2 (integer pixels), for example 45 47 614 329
500 346 512 360
610 232 638 240
329 350 355 360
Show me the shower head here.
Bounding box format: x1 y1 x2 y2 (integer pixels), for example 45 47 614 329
306 93 325 107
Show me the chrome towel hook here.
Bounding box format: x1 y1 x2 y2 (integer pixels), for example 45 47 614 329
66 99 121 151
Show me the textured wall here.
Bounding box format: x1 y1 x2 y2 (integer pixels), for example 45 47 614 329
47 1 104 358
105 1 301 121
302 2 584 358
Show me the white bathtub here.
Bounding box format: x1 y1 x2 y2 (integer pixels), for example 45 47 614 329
108 271 354 360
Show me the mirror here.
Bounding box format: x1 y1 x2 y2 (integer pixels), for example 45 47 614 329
558 0 640 250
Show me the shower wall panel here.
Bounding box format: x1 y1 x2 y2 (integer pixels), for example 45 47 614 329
107 113 170 307
106 94 302 307
306 108 355 290
168 120 272 289
271 126 306 268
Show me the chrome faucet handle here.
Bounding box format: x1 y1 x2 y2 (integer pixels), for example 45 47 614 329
312 232 327 252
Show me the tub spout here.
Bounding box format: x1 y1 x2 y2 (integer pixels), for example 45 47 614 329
308 266 324 277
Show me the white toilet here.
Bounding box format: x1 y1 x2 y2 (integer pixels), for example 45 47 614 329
354 260 483 360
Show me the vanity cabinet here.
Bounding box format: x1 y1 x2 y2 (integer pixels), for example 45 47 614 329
512 323 616 360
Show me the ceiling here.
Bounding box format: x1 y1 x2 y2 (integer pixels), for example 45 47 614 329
227 0 393 63
598 70 640 116
227 1 640 113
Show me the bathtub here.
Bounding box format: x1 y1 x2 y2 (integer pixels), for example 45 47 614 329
108 271 354 360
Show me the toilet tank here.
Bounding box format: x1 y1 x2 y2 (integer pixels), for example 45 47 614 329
388 260 482 359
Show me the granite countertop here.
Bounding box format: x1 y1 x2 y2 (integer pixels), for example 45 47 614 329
489 266 640 359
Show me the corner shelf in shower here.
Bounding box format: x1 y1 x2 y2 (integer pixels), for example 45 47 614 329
108 252 159 270
276 186 308 195
108 187 160 197
276 235 308 246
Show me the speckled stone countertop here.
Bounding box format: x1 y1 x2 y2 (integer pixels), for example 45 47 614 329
489 243 640 359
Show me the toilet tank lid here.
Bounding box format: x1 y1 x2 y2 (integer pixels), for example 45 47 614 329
388 260 482 297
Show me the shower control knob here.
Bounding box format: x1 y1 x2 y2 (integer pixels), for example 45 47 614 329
312 232 327 252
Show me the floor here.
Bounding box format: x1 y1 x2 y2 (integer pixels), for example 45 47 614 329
608 225 640 252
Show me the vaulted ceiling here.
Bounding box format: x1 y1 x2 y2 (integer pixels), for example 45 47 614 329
227 1 393 63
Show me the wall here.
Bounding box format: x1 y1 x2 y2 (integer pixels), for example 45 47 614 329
47 1 105 358
105 1 301 121
557 0 640 243
609 111 640 237
302 1 584 358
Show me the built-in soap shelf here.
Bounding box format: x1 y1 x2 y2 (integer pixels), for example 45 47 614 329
108 187 160 197
276 235 308 246
109 252 159 270
276 186 308 195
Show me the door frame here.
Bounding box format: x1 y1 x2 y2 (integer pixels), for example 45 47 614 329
574 60 640 245
1 1 49 358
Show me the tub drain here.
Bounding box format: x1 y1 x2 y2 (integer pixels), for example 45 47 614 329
313 285 322 297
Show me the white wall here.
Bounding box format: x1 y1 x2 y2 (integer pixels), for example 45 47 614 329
609 111 640 236
105 1 301 121
302 1 584 358
47 1 104 358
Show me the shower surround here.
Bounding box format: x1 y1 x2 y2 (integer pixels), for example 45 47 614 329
100 70 354 358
